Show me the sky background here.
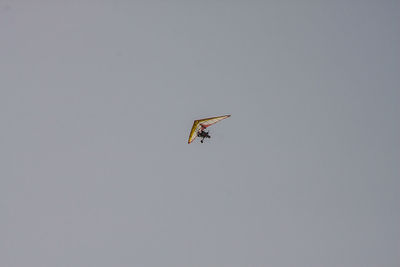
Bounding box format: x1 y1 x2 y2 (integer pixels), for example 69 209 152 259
1 1 399 267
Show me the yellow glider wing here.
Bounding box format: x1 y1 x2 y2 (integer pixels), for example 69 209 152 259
188 115 231 144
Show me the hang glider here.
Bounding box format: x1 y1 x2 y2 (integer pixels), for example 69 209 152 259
188 115 231 144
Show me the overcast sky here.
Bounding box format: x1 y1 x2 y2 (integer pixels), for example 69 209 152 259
1 1 399 267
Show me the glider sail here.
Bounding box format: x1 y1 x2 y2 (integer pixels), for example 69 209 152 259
188 115 231 144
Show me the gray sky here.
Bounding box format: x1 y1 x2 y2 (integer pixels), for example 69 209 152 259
1 1 399 267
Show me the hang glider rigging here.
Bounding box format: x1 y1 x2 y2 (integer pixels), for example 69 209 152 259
188 115 231 144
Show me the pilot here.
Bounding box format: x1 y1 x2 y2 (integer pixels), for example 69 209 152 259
197 130 210 143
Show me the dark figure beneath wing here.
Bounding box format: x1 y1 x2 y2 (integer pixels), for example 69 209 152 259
197 130 211 143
